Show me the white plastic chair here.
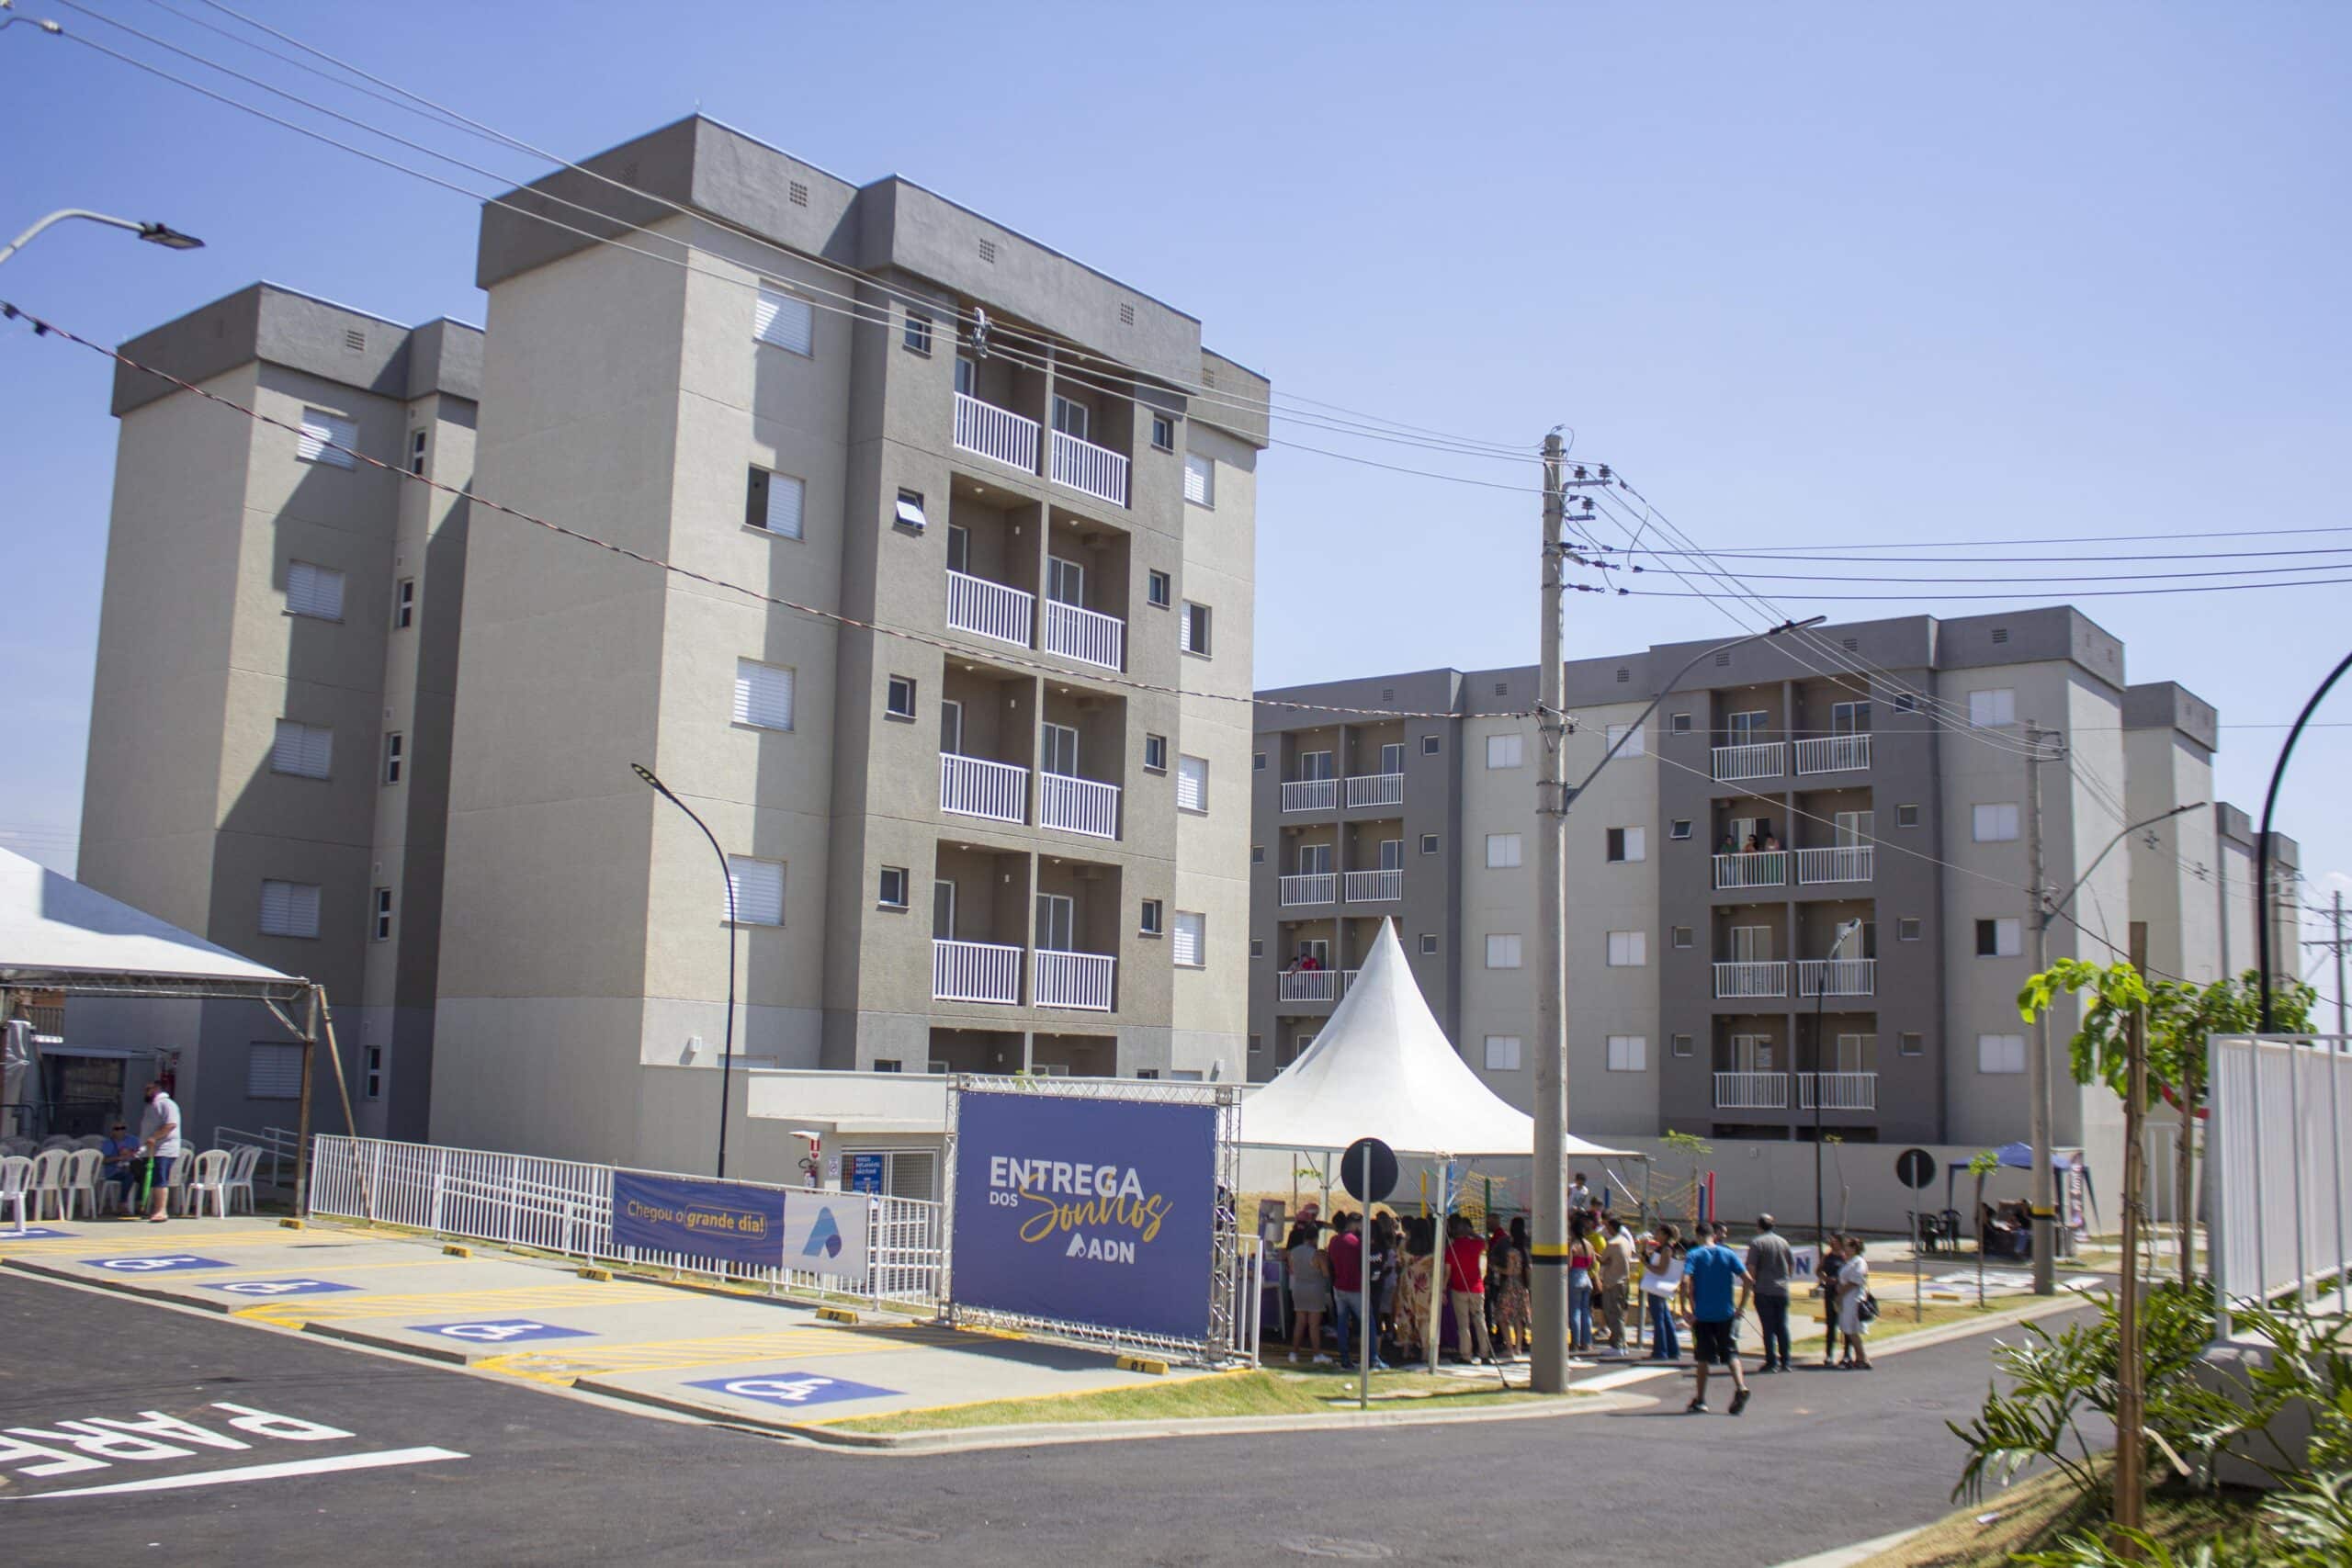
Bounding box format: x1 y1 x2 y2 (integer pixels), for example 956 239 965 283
62 1147 103 1220
222 1145 260 1215
185 1149 232 1219
1 1155 31 1234
38 1134 74 1153
166 1152 197 1215
27 1147 70 1222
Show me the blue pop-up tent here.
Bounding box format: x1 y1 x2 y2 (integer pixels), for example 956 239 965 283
1945 1143 2099 1234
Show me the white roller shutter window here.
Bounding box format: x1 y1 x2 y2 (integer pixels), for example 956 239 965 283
1183 452 1214 507
727 856 785 926
296 408 357 468
286 561 345 620
753 287 815 355
734 659 796 730
764 472 806 538
270 720 333 779
1176 755 1208 813
258 879 322 938
1171 911 1205 967
247 1043 303 1099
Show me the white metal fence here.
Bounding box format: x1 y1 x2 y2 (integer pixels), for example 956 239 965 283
1342 868 1402 902
1796 845 1874 884
1049 429 1129 507
1714 960 1790 998
940 751 1028 824
1713 851 1788 889
1035 949 1115 1010
954 392 1040 474
945 569 1035 647
1281 778 1338 813
1714 1071 1788 1110
1342 772 1404 808
1713 741 1785 782
1795 734 1871 774
306 1135 944 1306
2210 1034 2352 1337
1038 771 1119 839
1043 600 1125 670
1797 958 1877 997
1279 873 1335 907
933 939 1023 1004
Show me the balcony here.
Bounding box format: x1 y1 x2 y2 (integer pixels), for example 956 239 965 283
1796 845 1874 885
1714 1072 1789 1111
933 939 1023 1004
1713 961 1789 998
1050 429 1129 509
1043 600 1125 671
1795 734 1871 775
1035 949 1115 1011
1713 851 1788 890
1713 742 1785 783
1277 968 1359 1004
1342 772 1404 809
940 752 1028 825
945 570 1034 648
1796 958 1877 998
1799 1072 1879 1111
954 391 1040 476
1342 868 1402 903
1279 873 1336 907
1281 778 1338 813
1038 772 1120 840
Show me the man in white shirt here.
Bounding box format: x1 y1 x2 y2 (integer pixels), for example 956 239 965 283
135 1079 181 1223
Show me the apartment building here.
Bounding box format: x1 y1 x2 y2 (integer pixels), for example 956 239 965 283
74 285 479 1145
1251 608 2303 1184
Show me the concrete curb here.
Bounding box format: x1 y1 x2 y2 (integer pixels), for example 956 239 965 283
2 1255 240 1313
305 1321 478 1365
1768 1525 1928 1568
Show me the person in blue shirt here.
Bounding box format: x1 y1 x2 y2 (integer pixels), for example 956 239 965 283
1681 1223 1752 1416
98 1120 143 1211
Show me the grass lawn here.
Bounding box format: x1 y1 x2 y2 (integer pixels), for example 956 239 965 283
1786 1299 2028 1351
1858 1466 2267 1567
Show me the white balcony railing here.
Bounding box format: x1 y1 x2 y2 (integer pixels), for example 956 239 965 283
1713 741 1786 782
1342 772 1404 809
939 752 1027 825
1050 429 1129 508
954 391 1040 475
1797 958 1877 998
1796 845 1875 885
1279 873 1336 907
1795 734 1871 775
1799 1072 1879 1111
1282 778 1339 813
1043 600 1125 671
1713 961 1790 998
1712 851 1789 889
1342 868 1403 903
1277 968 1359 1003
1038 772 1120 840
933 939 1022 1005
1035 949 1115 1011
1714 1072 1789 1110
945 570 1034 648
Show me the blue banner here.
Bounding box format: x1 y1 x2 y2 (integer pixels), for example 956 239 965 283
951 1090 1217 1341
611 1171 785 1271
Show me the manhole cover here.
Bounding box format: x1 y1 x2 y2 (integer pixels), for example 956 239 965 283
1283 1538 1394 1561
820 1525 941 1546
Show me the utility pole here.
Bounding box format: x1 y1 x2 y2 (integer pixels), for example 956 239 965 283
2026 722 2059 1297
2310 891 2350 1038
1531 431 1570 1395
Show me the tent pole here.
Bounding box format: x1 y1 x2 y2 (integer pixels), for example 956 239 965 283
294 987 318 1217
314 987 372 1220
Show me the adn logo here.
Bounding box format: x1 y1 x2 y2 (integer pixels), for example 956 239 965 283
801 1206 843 1259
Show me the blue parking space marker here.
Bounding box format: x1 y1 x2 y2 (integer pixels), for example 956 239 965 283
83 1254 232 1273
1 1227 77 1239
687 1372 899 1409
202 1279 360 1298
411 1319 594 1344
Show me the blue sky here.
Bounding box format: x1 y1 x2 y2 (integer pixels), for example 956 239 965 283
3 2 2346 967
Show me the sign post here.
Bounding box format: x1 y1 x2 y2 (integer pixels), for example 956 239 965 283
1341 1136 1397 1411
1895 1147 1934 1325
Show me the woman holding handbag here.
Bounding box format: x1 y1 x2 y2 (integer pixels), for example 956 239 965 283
1836 1236 1873 1370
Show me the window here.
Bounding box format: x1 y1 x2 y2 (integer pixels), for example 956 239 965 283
1670 819 1692 840
1147 570 1171 609
1485 933 1522 969
1606 826 1646 863
1832 700 1871 736
1484 1036 1522 1072
733 659 796 730
371 886 393 942
873 1059 905 1074
902 309 933 355
955 357 976 396
875 867 908 912
383 731 403 785
1150 413 1175 451
1973 803 2020 842
1976 918 2021 957
1419 833 1439 855
1419 933 1438 955
1607 1035 1648 1073
394 578 415 628
1487 733 1523 770
1671 713 1692 734
258 880 321 939
296 407 356 468
1252 751 1266 772
1978 1033 2028 1074
1671 1033 1694 1058
753 285 814 355
270 720 333 780
1183 452 1215 508
1176 754 1209 812
1144 733 1168 773
1606 722 1645 758
1896 693 1917 714
1250 846 1264 865
1969 688 2018 728
1607 930 1646 966
1180 602 1212 656
1897 916 1923 942
247 1043 303 1100
286 561 345 620
408 429 427 475
1421 734 1442 756
1051 394 1090 442
1250 938 1263 957
1900 1032 1925 1057
1485 833 1522 869
1727 709 1770 743
1171 911 1205 967
727 857 786 924
1896 803 1921 829
363 1044 384 1100
1140 898 1163 936
1250 1034 1265 1056
886 675 917 719
893 489 927 532
944 524 969 576
1671 926 1694 950
746 467 806 538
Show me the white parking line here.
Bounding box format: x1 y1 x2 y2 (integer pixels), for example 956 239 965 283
15 1446 466 1499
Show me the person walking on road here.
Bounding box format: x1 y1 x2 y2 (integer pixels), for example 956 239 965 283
1680 1226 1752 1415
1836 1237 1873 1370
1744 1213 1796 1372
1642 1223 1683 1362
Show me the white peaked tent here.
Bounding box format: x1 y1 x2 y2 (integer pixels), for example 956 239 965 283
0 849 309 1001
1237 919 1629 1160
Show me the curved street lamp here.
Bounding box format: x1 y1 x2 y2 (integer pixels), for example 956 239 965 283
2258 648 2352 1029
631 762 737 1179
1 208 204 269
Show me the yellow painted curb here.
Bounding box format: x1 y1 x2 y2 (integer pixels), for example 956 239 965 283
443 1244 472 1258
817 1306 860 1324
1115 1354 1171 1375
578 1266 614 1281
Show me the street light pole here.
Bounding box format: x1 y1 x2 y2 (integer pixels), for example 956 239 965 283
631 762 737 1179
1812 918 1861 1253
0 209 204 268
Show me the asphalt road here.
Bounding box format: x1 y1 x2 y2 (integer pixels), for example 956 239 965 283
0 1271 2059 1567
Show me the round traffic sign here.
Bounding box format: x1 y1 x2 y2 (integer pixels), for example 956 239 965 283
1340 1136 1398 1204
1895 1147 1936 1190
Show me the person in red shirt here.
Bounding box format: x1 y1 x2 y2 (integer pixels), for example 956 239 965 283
1444 1214 1496 1364
1326 1212 1380 1371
